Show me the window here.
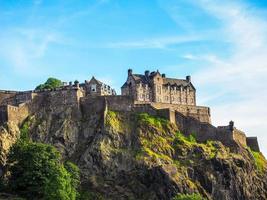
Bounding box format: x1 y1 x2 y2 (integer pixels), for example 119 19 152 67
91 84 96 92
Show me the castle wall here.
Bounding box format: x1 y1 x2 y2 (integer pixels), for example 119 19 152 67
174 111 250 149
0 105 8 125
36 87 83 108
104 95 134 112
6 104 29 126
0 90 17 105
232 129 247 147
136 102 211 124
2 92 37 106
246 137 260 152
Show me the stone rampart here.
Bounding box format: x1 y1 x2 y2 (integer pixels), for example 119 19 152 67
246 137 260 152
135 101 211 123
232 128 247 147
0 90 17 105
35 87 83 109
0 103 30 126
104 95 134 112
0 105 8 125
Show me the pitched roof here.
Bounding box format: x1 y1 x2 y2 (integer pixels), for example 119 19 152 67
163 78 189 87
132 74 149 84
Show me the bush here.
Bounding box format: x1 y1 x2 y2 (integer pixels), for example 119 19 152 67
172 193 206 200
7 142 80 200
35 77 63 90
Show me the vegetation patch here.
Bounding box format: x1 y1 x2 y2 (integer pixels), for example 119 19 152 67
172 193 206 200
35 77 63 90
137 113 171 131
105 110 130 133
1 121 81 200
250 149 267 174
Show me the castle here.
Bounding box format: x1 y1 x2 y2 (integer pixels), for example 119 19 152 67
0 69 260 152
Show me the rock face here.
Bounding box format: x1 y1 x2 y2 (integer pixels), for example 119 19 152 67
0 98 267 200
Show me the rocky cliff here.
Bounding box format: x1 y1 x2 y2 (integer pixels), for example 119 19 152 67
0 98 267 200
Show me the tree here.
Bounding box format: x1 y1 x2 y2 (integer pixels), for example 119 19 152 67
35 77 63 90
7 142 80 200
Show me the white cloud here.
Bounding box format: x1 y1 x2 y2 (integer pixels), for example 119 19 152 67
186 0 267 155
0 28 65 75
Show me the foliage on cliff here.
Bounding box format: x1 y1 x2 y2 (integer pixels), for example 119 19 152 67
35 77 63 90
2 120 80 200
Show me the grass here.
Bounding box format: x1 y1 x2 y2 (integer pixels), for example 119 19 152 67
172 193 206 200
137 113 170 130
250 149 266 174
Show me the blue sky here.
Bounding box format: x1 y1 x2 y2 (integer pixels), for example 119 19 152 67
0 0 267 155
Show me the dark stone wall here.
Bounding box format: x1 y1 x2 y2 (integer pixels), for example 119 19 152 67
246 137 260 152
0 91 17 105
0 105 8 125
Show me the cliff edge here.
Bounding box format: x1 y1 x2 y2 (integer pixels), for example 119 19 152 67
0 96 266 200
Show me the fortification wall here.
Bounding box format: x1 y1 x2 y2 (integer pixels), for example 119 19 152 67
174 111 251 149
0 105 8 125
80 96 106 123
2 92 37 106
35 88 83 108
232 129 247 147
135 101 211 123
246 137 260 152
104 95 134 112
0 90 17 105
4 103 29 126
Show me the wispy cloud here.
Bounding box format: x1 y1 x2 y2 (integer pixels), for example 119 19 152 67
179 0 267 154
0 28 65 75
107 35 202 49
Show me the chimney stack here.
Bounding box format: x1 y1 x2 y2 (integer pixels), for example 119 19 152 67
128 69 133 76
145 70 150 77
186 75 191 82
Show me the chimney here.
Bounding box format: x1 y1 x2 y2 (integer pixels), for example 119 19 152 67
186 75 191 82
128 69 133 76
145 70 150 77
162 73 166 78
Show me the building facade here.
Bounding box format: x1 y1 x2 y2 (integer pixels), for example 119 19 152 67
121 69 196 106
81 76 116 96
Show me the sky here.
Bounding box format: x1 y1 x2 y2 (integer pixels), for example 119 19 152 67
0 0 267 155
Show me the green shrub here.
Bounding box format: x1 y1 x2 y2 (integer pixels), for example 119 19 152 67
7 142 80 200
172 193 206 200
35 77 63 90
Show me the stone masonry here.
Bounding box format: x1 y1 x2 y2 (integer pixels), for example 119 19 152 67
0 70 261 152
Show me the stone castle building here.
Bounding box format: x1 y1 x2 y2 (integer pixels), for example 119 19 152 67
0 69 260 152
122 69 195 106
